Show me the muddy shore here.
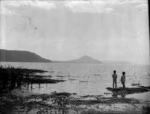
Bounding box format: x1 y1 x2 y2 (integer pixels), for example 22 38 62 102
0 89 150 114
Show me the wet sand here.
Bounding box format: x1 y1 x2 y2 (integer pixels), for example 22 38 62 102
0 86 150 114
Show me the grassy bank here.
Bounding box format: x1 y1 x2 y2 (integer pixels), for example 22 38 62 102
0 66 47 91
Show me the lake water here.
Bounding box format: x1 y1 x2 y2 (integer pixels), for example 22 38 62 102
1 62 150 101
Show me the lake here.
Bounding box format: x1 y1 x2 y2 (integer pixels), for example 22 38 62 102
1 62 150 102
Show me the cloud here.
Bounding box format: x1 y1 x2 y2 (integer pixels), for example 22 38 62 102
0 4 15 15
65 0 114 13
0 0 56 15
64 0 148 13
1 0 148 15
123 0 148 12
135 3 148 12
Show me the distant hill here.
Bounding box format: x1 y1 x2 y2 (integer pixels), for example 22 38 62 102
0 49 51 62
53 55 102 64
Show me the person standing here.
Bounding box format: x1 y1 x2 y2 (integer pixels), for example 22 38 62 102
112 70 117 88
121 72 126 89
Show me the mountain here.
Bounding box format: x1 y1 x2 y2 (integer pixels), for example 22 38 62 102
0 49 51 62
53 55 102 64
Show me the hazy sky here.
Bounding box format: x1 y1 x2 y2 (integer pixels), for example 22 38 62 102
0 0 149 64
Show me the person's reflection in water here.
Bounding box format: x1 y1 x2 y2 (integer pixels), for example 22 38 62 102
30 83 33 90
112 92 126 98
120 90 126 98
121 93 126 98
38 83 41 89
112 92 118 98
46 83 47 88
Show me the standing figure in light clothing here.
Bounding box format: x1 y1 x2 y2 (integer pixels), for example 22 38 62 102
112 70 117 88
121 72 126 89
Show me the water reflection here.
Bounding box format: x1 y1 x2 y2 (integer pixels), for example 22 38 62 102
112 92 126 98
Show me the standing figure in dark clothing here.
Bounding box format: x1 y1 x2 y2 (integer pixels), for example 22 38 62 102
112 70 117 88
121 72 126 89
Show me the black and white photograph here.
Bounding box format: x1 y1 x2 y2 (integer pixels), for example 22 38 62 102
0 0 150 114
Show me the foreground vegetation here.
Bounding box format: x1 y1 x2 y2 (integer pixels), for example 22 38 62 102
0 91 149 114
0 66 47 91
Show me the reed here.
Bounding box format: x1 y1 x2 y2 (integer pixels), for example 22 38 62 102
0 65 46 91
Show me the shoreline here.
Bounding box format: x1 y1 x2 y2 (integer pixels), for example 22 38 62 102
0 66 150 114
0 88 150 114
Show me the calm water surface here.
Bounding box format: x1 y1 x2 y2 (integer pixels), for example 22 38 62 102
1 62 150 101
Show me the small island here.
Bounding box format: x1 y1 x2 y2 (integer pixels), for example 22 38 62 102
53 55 102 64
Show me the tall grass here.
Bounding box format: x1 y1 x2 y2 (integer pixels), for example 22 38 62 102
0 65 46 91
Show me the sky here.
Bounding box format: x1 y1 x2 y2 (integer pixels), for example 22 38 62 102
0 0 149 64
